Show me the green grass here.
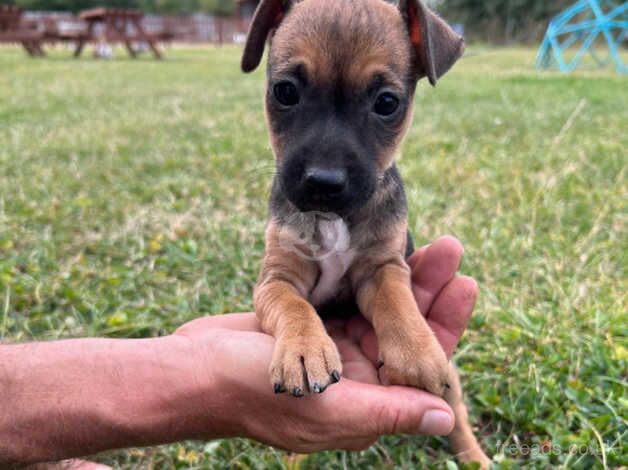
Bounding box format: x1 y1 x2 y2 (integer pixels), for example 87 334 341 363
0 45 626 469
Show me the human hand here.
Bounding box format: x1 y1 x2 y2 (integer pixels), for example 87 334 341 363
173 235 476 452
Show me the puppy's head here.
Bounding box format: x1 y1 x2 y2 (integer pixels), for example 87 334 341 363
242 0 463 216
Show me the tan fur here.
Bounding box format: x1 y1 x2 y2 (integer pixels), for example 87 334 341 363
249 0 489 466
254 221 342 393
348 225 449 395
266 0 414 171
446 364 492 468
270 0 410 85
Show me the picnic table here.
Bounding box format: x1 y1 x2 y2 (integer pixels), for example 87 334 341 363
73 8 162 59
41 15 89 45
0 5 45 57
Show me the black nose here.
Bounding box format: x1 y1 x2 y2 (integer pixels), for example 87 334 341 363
304 167 347 195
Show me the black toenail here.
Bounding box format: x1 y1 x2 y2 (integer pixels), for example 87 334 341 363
331 370 341 383
274 383 285 394
445 383 451 389
376 360 384 370
292 387 304 397
312 383 322 393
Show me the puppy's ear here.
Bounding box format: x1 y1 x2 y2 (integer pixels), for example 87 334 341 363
241 0 291 73
398 0 464 85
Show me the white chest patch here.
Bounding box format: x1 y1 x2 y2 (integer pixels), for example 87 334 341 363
309 218 355 306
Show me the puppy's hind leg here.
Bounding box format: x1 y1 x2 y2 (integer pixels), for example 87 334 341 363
445 363 492 469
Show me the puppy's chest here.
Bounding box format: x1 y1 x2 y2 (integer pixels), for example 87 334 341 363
308 218 356 307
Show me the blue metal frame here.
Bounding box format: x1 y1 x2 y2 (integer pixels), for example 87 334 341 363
537 0 627 73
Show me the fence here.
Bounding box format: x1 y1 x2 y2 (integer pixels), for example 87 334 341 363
22 11 252 44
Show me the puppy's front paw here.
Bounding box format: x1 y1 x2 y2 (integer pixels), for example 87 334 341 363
378 332 449 396
270 334 342 397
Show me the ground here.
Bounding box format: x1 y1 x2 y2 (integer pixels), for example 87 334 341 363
0 45 626 469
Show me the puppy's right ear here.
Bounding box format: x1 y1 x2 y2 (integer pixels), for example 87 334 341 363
241 0 291 73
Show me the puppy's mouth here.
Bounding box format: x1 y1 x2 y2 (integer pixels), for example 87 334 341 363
295 199 348 215
282 184 353 215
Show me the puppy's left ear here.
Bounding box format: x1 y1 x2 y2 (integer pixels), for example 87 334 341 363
398 0 464 86
241 0 291 73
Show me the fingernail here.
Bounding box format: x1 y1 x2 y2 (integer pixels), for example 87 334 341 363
418 410 453 435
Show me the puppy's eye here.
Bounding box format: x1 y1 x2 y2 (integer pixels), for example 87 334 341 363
373 92 400 116
273 81 300 106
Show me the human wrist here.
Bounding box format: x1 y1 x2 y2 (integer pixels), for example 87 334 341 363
160 330 248 441
99 333 231 445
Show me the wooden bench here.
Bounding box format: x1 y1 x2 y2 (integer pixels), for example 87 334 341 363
74 8 162 59
41 15 89 44
0 5 45 56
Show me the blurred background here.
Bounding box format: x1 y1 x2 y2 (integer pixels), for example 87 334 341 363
0 0 597 45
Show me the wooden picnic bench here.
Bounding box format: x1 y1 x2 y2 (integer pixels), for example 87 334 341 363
0 5 45 56
73 8 162 59
41 15 89 44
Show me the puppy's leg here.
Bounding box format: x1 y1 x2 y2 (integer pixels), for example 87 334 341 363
254 223 342 396
352 256 449 396
446 363 491 469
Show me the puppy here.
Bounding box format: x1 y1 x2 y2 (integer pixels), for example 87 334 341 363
242 0 490 467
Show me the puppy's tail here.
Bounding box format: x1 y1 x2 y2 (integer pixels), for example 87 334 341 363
445 362 492 470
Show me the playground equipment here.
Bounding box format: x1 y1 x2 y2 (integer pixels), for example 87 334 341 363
537 0 627 73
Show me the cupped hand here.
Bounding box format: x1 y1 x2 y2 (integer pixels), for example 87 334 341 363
174 235 477 453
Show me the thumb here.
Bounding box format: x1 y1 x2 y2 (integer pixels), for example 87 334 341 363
328 380 455 437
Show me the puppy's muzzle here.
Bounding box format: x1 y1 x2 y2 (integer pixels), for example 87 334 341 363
279 143 375 215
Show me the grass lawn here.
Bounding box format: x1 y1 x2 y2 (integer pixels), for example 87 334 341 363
0 45 626 469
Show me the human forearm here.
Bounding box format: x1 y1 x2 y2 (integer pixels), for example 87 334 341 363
0 335 224 466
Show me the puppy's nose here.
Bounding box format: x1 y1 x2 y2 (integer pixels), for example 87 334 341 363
304 167 347 195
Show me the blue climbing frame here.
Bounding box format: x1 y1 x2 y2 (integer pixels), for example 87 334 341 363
537 0 628 73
